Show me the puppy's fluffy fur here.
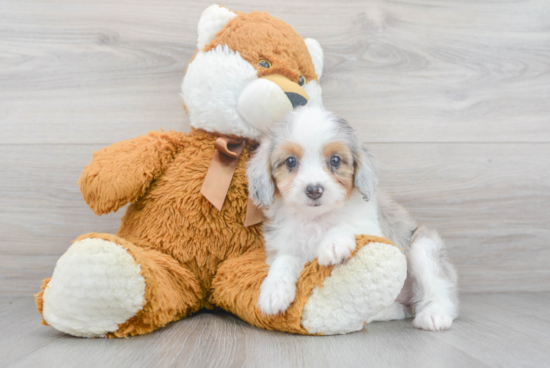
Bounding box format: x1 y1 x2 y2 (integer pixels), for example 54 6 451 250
247 106 458 331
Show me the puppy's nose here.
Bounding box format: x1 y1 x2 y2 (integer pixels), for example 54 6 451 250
305 184 324 199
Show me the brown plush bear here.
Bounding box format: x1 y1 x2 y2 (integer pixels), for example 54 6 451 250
35 5 406 337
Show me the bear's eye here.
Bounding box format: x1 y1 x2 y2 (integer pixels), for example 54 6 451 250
285 156 297 169
259 60 271 68
298 76 305 86
330 155 341 168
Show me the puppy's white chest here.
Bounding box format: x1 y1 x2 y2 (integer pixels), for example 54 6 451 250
290 220 329 259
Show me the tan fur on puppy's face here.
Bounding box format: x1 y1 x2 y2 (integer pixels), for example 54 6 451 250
323 141 355 198
271 142 303 196
247 106 378 213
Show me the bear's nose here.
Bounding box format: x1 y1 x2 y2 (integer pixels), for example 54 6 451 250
285 92 308 109
260 74 309 109
305 184 324 199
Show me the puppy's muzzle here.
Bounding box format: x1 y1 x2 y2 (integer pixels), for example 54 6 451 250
306 184 324 199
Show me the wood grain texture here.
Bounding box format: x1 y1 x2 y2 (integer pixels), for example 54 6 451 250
1 143 549 295
1 0 550 144
1 293 550 368
1 0 549 296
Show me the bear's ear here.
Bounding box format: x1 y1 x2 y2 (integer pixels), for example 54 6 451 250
304 38 324 79
197 5 237 50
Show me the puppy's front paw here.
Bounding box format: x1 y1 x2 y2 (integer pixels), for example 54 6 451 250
258 277 296 315
318 234 356 266
413 307 453 331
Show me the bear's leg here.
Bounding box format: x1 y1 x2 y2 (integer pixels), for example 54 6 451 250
35 233 202 338
211 235 406 335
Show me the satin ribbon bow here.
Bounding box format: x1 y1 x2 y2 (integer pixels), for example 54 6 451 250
200 137 265 227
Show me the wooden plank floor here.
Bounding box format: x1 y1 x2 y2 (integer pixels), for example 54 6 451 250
1 293 549 368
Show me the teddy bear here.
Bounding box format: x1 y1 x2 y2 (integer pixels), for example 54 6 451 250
34 5 407 337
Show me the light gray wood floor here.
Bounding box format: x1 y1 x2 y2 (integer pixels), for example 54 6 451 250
1 293 549 368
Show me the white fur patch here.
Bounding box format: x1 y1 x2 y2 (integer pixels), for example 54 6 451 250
237 78 293 134
408 234 458 331
182 45 326 140
304 38 324 79
197 5 237 50
181 45 261 139
302 80 324 109
301 242 406 335
413 306 453 331
317 233 357 267
42 238 146 338
257 255 300 315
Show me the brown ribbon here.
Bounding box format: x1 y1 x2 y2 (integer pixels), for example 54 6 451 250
200 137 265 227
244 197 266 227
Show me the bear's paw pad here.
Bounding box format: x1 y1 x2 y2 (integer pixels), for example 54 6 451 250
301 242 407 335
42 238 146 337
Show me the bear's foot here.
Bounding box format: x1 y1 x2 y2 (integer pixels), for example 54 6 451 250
41 238 146 337
301 239 407 335
211 236 406 335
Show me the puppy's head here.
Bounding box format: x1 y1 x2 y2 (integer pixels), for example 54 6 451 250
247 106 377 216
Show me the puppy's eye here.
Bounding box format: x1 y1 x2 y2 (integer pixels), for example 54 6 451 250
259 60 271 68
285 156 297 169
298 76 305 86
330 155 341 168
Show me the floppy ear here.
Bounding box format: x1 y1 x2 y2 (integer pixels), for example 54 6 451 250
197 5 237 50
246 139 275 207
304 38 324 79
353 145 378 201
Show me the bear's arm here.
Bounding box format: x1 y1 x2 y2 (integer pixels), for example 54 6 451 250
79 130 187 215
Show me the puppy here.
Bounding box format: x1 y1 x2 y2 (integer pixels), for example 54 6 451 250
247 106 458 331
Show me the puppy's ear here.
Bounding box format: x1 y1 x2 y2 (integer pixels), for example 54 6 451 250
353 145 378 201
247 138 275 207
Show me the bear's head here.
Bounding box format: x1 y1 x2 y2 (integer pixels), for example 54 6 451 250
181 5 324 140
